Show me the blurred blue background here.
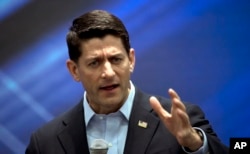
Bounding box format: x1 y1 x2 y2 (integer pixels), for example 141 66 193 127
0 0 250 153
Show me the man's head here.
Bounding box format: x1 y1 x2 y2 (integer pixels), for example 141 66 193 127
66 10 131 63
66 10 135 114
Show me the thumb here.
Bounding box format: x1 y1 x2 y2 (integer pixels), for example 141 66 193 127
149 96 170 118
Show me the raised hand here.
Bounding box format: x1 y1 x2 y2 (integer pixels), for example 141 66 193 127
149 88 203 151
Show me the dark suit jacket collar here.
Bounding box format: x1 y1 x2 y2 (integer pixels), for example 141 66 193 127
124 87 161 154
57 100 90 154
56 88 161 154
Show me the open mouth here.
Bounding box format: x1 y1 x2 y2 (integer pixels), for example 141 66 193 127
100 84 119 91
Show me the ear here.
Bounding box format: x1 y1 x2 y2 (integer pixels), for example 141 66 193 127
66 59 80 82
129 48 136 73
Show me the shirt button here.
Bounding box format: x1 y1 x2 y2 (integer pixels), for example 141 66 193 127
99 116 103 120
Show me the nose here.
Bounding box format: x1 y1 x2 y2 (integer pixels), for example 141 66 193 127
101 61 115 78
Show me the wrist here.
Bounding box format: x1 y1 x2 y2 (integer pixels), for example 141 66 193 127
185 128 204 151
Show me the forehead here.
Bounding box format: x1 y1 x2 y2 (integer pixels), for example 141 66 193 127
80 35 126 57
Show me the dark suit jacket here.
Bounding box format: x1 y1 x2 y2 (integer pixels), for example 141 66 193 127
26 88 228 154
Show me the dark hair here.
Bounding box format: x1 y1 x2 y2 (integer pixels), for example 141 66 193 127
66 10 131 63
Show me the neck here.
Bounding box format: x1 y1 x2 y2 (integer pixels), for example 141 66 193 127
89 102 123 114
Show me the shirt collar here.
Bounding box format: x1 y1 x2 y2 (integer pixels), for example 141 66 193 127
83 81 135 126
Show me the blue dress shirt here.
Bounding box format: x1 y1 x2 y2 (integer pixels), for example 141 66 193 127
83 81 135 154
83 82 208 154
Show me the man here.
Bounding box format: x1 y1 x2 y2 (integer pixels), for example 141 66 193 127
26 10 228 154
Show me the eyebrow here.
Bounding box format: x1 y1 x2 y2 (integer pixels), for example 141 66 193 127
86 52 124 60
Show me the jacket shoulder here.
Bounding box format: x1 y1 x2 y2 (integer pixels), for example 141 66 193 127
33 101 82 139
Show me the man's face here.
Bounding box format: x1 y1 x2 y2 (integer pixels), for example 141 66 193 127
67 35 135 114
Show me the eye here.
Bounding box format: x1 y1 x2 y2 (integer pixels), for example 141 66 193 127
88 60 99 67
111 57 122 64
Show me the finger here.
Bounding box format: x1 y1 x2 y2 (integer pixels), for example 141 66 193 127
168 88 186 112
149 96 171 119
175 108 190 126
172 98 186 112
168 88 181 100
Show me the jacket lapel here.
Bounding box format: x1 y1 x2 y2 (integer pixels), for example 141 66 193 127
55 88 170 154
124 88 161 154
57 101 90 154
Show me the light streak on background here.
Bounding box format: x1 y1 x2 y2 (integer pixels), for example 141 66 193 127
0 0 30 21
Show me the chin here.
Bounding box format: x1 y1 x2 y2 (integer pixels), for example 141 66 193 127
104 97 124 107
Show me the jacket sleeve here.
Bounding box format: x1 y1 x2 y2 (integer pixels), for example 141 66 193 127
186 104 229 154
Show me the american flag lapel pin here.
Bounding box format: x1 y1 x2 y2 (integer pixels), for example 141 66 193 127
138 120 148 128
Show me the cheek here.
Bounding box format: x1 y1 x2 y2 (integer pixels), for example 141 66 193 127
117 66 132 80
79 70 99 85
